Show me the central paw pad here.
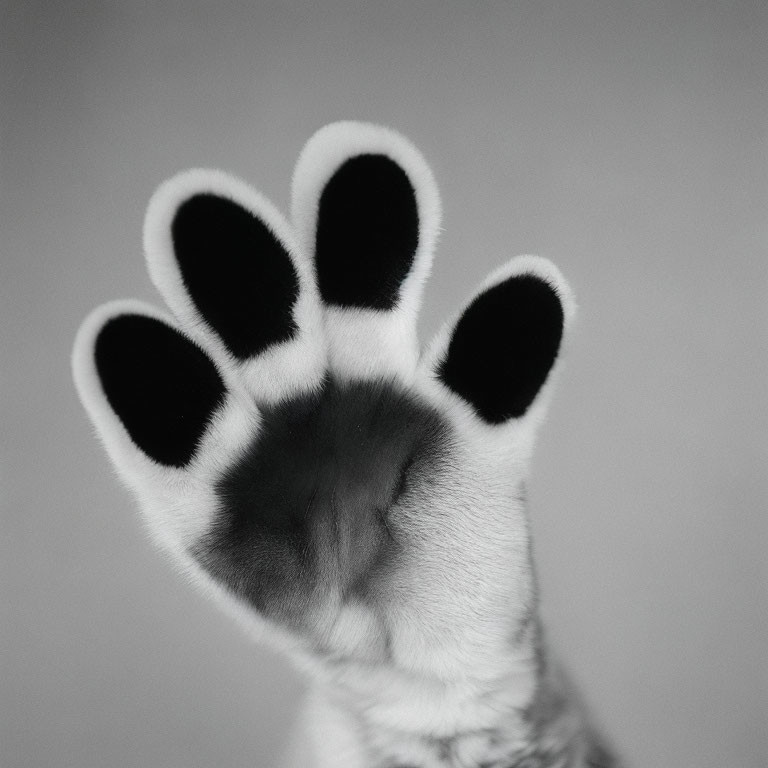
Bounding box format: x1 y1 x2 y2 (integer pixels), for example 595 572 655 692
195 378 450 628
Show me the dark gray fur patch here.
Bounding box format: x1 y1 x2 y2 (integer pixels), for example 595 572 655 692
192 377 451 630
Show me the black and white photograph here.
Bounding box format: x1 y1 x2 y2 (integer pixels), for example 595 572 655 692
2 2 766 767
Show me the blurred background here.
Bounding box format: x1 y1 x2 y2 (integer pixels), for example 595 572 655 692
2 2 766 766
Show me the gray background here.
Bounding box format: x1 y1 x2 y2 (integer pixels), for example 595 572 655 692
2 2 766 767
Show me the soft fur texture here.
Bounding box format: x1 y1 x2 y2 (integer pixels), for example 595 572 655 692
73 121 618 768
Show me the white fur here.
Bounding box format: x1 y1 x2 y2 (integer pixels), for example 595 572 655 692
284 662 537 768
291 121 441 383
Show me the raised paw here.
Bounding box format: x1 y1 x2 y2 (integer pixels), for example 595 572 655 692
73 122 574 679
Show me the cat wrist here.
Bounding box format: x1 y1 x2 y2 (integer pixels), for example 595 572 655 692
307 648 539 738
298 656 539 768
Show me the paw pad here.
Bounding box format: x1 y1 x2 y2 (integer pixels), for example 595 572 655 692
438 274 565 423
95 314 226 467
171 193 300 360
